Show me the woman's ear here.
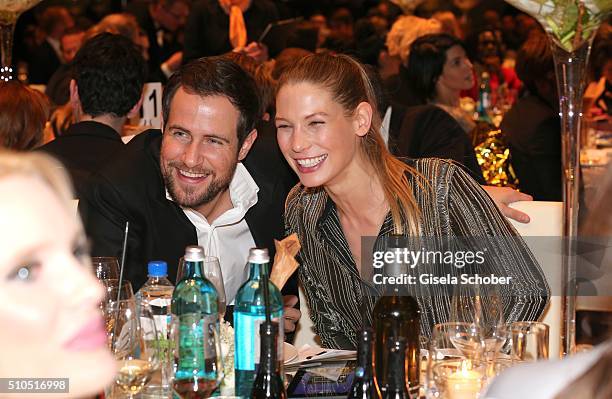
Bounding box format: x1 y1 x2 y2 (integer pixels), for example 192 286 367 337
353 102 373 137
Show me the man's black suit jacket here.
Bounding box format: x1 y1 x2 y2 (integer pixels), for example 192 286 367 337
79 129 297 299
38 121 125 198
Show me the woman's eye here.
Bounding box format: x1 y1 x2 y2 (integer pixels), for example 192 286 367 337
73 242 90 262
9 263 40 282
276 124 290 130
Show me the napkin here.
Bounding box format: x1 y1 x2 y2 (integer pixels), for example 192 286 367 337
270 233 301 290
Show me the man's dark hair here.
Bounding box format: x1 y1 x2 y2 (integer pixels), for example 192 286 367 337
162 57 261 146
405 33 464 103
515 31 554 96
73 32 146 117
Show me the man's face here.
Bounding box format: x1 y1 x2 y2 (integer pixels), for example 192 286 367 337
61 32 84 63
160 88 251 211
156 1 189 32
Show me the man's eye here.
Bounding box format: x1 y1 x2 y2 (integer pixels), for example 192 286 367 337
206 138 223 145
173 131 189 139
309 121 324 126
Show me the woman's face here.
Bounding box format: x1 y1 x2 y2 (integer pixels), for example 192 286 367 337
276 82 370 188
0 175 115 397
438 45 474 92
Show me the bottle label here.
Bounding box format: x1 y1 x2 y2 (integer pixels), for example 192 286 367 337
175 313 219 379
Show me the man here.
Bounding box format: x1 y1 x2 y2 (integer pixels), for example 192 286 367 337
39 33 146 196
183 0 279 63
126 0 190 80
45 26 86 106
79 57 299 331
29 6 75 84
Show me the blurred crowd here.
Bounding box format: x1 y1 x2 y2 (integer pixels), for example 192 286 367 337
1 0 611 202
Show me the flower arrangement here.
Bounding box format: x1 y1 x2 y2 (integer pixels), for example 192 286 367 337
505 0 612 51
219 320 235 395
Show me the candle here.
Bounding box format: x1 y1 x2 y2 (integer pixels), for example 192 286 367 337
446 361 482 399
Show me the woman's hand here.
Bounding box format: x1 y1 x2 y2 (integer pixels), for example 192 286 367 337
282 295 301 333
482 185 533 223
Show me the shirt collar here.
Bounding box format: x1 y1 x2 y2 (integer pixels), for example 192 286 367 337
165 162 259 217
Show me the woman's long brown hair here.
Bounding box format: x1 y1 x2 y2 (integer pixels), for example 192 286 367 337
277 52 424 234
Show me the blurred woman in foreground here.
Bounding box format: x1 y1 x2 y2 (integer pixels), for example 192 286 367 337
0 151 115 397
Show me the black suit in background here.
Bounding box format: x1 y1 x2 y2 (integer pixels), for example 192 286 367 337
501 95 562 201
79 130 297 298
29 40 61 84
38 121 125 198
183 0 279 63
389 104 486 185
126 1 178 82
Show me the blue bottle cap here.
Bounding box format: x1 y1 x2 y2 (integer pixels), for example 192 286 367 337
148 261 168 277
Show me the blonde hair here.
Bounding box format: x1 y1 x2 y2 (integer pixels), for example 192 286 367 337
278 52 424 235
386 15 442 65
0 150 75 212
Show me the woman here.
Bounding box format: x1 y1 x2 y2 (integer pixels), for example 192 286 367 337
0 81 50 150
406 33 476 133
0 151 115 397
275 52 549 349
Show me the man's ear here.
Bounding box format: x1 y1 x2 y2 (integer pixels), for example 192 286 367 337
127 92 145 120
353 101 373 137
238 129 258 161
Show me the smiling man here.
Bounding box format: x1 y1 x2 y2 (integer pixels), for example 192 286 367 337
79 57 299 330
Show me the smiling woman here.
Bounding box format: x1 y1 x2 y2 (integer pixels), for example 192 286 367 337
276 52 549 349
0 150 115 397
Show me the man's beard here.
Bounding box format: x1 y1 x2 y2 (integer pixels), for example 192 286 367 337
162 161 236 208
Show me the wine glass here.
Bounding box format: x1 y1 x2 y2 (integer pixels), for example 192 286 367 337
170 313 224 398
451 284 507 361
111 301 160 398
92 256 120 280
177 256 227 317
426 323 484 398
510 321 549 363
0 0 43 81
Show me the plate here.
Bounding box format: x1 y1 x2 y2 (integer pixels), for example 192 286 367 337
284 342 299 363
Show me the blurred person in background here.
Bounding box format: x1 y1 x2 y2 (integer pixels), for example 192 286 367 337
46 26 87 107
127 0 190 81
29 6 75 84
382 15 442 105
183 0 279 63
501 31 561 201
585 25 612 118
0 81 50 151
0 150 115 398
39 32 146 197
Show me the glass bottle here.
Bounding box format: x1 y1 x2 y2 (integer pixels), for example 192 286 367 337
234 248 284 397
477 71 492 122
171 246 221 398
373 236 420 392
347 327 381 399
382 339 412 399
251 321 286 399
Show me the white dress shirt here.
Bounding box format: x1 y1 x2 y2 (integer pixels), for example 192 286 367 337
167 163 258 305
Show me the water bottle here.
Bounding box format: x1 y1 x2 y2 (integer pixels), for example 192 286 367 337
234 248 284 397
138 260 174 398
477 71 492 122
171 246 221 398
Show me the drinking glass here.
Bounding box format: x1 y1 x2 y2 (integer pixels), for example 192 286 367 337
510 321 549 363
111 301 160 398
170 314 224 398
101 279 134 302
92 256 120 280
451 285 507 361
427 323 484 398
177 256 227 317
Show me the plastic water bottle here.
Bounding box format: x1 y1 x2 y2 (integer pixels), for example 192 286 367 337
138 260 174 398
234 248 284 397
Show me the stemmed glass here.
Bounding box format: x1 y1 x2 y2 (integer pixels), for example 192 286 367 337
92 256 120 280
111 301 160 398
170 313 224 398
451 284 508 361
426 322 485 398
177 256 226 317
0 0 43 81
